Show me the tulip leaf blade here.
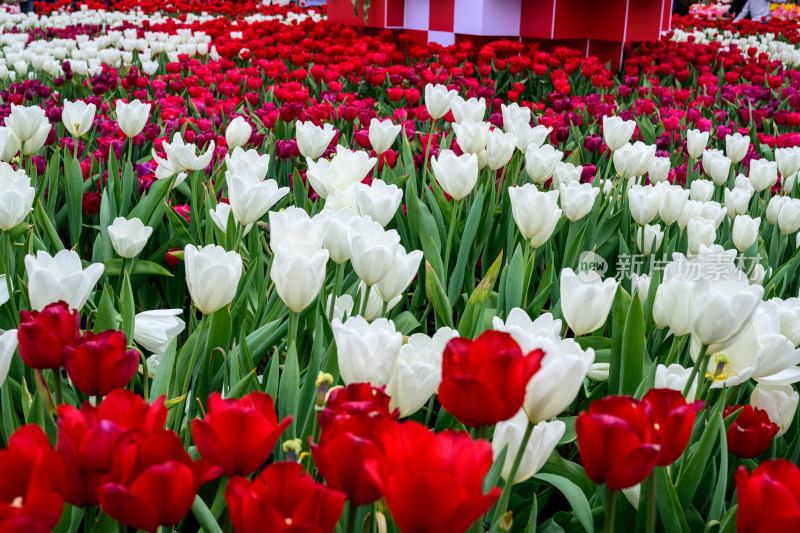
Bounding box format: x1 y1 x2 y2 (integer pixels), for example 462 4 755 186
121 271 135 344
192 494 224 533
35 199 64 252
128 174 175 229
278 341 300 438
120 159 134 215
150 341 177 401
483 444 508 493
457 251 503 338
103 258 173 278
608 286 632 395
675 412 723 507
424 260 454 329
504 244 525 316
655 467 691 533
165 203 196 248
708 419 729 522
66 156 83 246
533 473 594 533
447 186 486 304
93 285 117 333
620 292 645 396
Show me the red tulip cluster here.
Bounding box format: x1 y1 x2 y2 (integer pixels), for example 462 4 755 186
17 302 139 396
576 389 703 490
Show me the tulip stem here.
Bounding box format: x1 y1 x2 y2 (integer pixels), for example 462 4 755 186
288 311 299 349
443 199 462 277
51 369 63 406
645 472 657 533
328 263 345 322
604 489 618 533
682 344 709 397
2 231 19 327
359 285 372 318
422 117 438 185
346 503 359 533
423 394 436 428
491 419 534 526
380 300 389 319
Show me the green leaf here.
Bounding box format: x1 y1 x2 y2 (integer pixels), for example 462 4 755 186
676 413 723 507
150 341 177 400
608 286 631 395
192 495 223 533
483 444 508 494
128 175 175 228
655 467 691 533
620 292 645 396
278 342 300 436
121 271 135 343
66 157 83 245
104 259 173 278
206 307 232 356
457 252 502 337
34 201 64 251
93 286 118 333
425 261 454 329
121 159 134 215
448 187 485 304
505 245 525 316
166 203 196 248
533 473 594 533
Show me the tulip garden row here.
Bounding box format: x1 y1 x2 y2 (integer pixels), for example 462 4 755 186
2 2 800 532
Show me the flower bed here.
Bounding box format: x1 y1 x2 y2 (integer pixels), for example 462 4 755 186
0 3 799 533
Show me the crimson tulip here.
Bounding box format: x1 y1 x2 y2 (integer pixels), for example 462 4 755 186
56 390 167 507
63 330 139 397
365 420 500 533
725 405 779 459
641 388 703 466
0 425 66 533
17 301 79 369
735 459 800 532
437 330 543 427
576 396 660 490
192 392 292 476
225 462 346 533
317 382 398 429
97 430 221 532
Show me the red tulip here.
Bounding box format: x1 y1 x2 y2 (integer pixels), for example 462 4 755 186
225 462 346 533
438 330 543 427
192 392 291 476
725 405 779 459
97 430 221 532
317 382 398 430
735 459 800 533
17 301 79 369
576 396 660 490
641 388 703 466
0 426 66 533
56 390 167 507
63 330 139 397
365 420 500 533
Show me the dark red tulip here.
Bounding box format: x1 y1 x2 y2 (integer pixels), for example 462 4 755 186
317 383 398 428
81 191 101 215
225 462 345 533
63 330 139 397
725 405 779 459
437 330 543 427
0 425 66 533
56 390 167 507
17 301 79 369
192 392 291 476
97 430 221 532
365 420 500 533
735 459 800 533
576 395 660 490
641 388 703 466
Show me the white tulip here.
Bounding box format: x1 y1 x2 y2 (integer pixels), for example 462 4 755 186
486 128 517 170
306 145 376 199
560 268 618 336
295 121 336 160
269 207 321 250
25 250 104 311
62 100 96 137
184 244 243 315
108 217 152 258
374 246 423 303
552 162 582 189
492 308 563 353
507 122 551 153
353 179 402 227
656 182 690 225
0 329 17 388
348 217 401 286
226 169 288 225
271 241 329 313
424 84 458 120
225 147 271 181
525 144 563 183
493 411 565 484
452 120 490 155
225 116 252 151
724 187 752 218
368 118 401 154
0 127 21 162
152 132 215 179
687 217 717 255
134 309 185 356
508 185 562 248
613 142 655 179
654 364 697 402
210 202 251 236
690 179 714 202
749 158 778 192
765 297 800 347
501 103 531 132
386 327 458 417
725 132 749 164
116 99 151 138
628 184 661 225
778 198 800 235
5 105 50 155
333 316 402 386
702 149 731 186
686 129 709 159
631 273 652 302
431 150 478 200
559 181 599 222
775 146 800 178
602 116 636 151
450 96 486 123
648 156 671 183
313 208 357 264
732 215 760 252
750 384 799 437
767 195 789 225
0 163 34 231
636 224 664 256
356 281 401 321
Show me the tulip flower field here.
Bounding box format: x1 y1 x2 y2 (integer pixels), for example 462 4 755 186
4 1 800 532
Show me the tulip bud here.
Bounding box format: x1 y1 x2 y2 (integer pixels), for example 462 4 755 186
62 100 96 137
368 118 401 155
424 84 458 119
353 179 402 227
333 316 402 386
686 129 709 159
431 149 478 201
648 156 671 183
226 168 288 226
552 162 582 189
775 146 800 178
0 329 16 388
559 181 599 222
656 182 690 225
0 127 21 162
486 128 517 170
602 115 636 151
452 120 490 155
348 217 400 286
636 224 664 256
733 215 760 252
508 185 561 248
687 217 716 255
270 222 329 313
628 184 660 225
749 158 778 192
116 99 151 138
725 132 749 164
560 268 618 336
778 198 800 235
184 244 243 315
374 246 423 303
501 103 531 132
525 144 563 183
724 187 752 219
5 104 50 156
295 121 336 160
690 179 714 202
702 149 731 186
0 162 34 231
209 202 252 236
225 116 252 151
108 216 152 258
493 410 565 484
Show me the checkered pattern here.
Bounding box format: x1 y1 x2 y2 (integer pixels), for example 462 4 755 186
329 0 672 62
